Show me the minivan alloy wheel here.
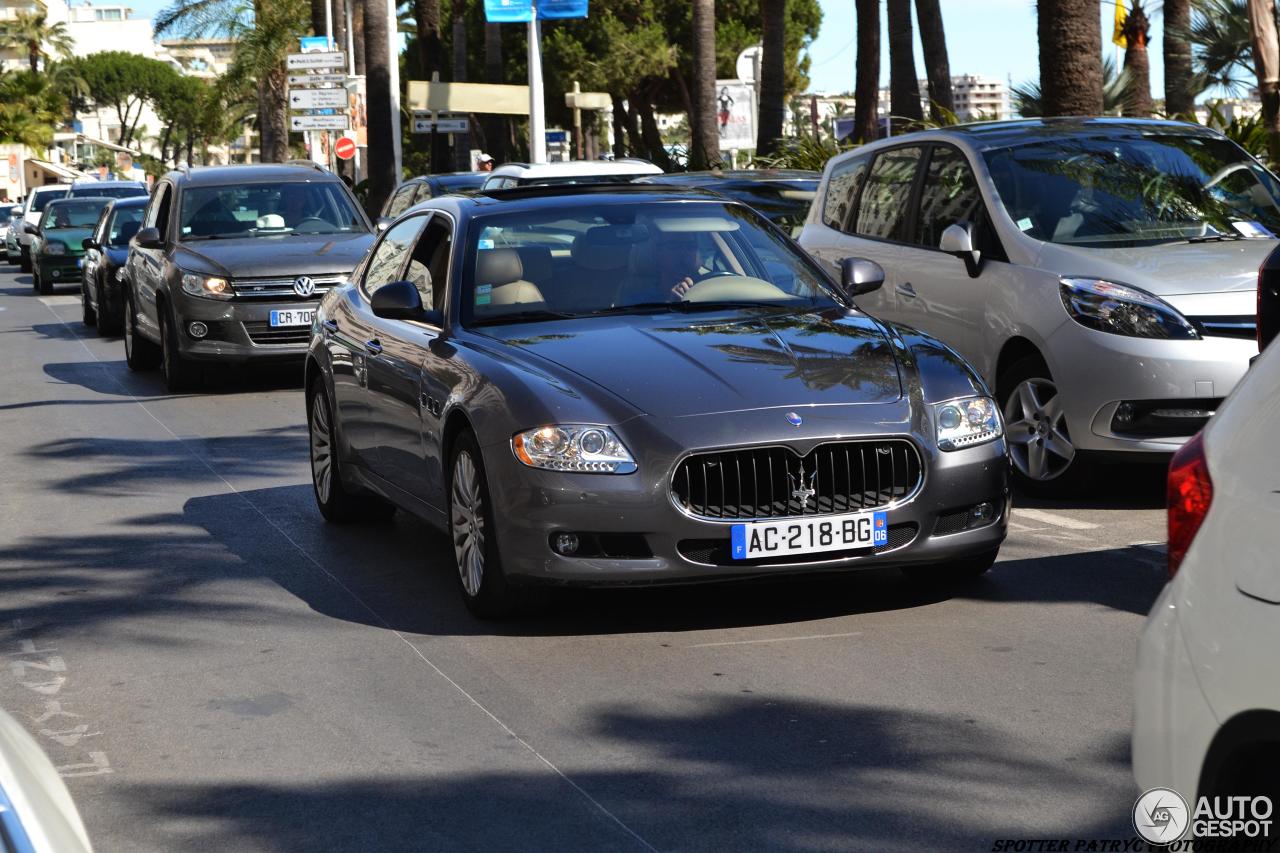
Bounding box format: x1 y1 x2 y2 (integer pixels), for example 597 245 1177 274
1004 377 1075 481
451 451 486 597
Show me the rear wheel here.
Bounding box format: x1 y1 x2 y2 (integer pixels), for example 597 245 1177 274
449 432 525 619
308 379 394 523
123 290 160 370
998 355 1094 497
96 279 122 335
158 306 200 392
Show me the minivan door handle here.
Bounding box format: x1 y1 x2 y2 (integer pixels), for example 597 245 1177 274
364 339 383 356
896 282 917 298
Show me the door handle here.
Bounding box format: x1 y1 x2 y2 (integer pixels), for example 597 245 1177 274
895 282 917 298
364 339 382 356
321 318 338 334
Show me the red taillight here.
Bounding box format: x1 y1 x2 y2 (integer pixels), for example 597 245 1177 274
1167 430 1213 578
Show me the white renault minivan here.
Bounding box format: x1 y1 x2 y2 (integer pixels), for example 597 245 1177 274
799 118 1272 494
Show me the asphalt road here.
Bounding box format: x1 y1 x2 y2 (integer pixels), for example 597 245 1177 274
0 264 1171 852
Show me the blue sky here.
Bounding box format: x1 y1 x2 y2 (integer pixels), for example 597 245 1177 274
124 0 1166 97
807 0 1167 96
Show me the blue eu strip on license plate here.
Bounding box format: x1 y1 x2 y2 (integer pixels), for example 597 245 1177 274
730 510 889 560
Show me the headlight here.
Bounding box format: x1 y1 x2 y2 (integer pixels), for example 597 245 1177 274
180 271 231 300
1059 277 1198 340
935 396 1002 451
42 241 65 256
511 424 637 473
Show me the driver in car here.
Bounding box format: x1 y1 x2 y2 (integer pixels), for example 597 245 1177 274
659 231 702 299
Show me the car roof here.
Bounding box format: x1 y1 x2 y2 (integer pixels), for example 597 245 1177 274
106 195 149 209
886 116 1224 152
31 184 70 194
47 196 110 205
71 180 145 188
637 169 818 185
419 183 735 218
166 163 343 187
488 159 663 178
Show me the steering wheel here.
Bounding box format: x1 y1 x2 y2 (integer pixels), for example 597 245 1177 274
293 217 332 231
678 270 739 298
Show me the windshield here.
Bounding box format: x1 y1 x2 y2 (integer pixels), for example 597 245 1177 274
178 182 367 241
984 133 1280 246
45 200 106 229
106 206 144 246
721 183 817 236
464 201 840 325
73 185 146 199
30 189 68 213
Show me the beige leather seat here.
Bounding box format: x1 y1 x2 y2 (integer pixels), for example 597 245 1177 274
474 248 546 314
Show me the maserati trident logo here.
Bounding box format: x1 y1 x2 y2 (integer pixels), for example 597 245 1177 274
789 462 817 507
785 411 803 427
292 275 316 297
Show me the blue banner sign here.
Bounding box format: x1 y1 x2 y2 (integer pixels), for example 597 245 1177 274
537 0 588 18
484 0 587 22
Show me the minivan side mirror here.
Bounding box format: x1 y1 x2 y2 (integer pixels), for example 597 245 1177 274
134 227 164 249
839 257 886 298
370 279 443 325
940 222 982 278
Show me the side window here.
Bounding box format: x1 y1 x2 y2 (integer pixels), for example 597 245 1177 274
144 184 169 231
413 183 435 203
913 146 984 249
362 216 427 296
822 153 870 231
405 216 452 314
384 185 416 218
855 146 923 241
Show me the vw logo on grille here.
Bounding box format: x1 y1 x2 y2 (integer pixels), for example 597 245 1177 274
292 276 316 297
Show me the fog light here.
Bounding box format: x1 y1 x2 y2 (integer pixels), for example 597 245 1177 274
50 269 60 279
1114 402 1136 425
971 501 995 523
552 532 579 555
188 321 208 339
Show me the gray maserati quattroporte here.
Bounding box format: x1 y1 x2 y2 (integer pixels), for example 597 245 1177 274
304 185 1010 617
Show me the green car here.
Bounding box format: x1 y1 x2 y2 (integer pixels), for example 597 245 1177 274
32 197 112 295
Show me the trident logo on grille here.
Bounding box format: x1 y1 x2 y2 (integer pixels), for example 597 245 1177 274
789 462 818 507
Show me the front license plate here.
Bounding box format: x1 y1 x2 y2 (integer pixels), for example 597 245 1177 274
270 309 315 327
731 510 888 560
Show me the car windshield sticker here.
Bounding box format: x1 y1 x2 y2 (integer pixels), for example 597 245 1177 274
1231 220 1275 239
478 238 494 250
476 283 492 305
1017 217 1034 231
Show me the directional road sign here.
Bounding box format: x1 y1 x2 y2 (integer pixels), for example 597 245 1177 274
412 117 470 134
290 89 347 110
289 73 347 87
290 115 349 131
287 51 346 70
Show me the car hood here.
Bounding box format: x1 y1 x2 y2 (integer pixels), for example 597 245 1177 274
173 231 374 278
1038 239 1276 297
479 308 904 418
42 227 92 254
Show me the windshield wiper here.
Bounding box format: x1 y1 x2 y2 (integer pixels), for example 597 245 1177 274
589 300 791 316
1185 233 1244 243
470 309 577 326
182 234 235 241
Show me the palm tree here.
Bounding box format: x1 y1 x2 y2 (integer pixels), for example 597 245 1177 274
482 20 505 162
1013 55 1131 117
853 0 880 142
756 0 786 157
155 0 308 163
1246 0 1280 163
1037 0 1103 115
0 3 74 73
1164 0 1194 116
914 0 953 120
363 0 396 214
887 0 923 123
352 0 366 74
689 0 718 169
1122 0 1153 116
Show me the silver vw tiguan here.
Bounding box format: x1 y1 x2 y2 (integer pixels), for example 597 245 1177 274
800 118 1273 494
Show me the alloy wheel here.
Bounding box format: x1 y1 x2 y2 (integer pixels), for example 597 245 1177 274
310 393 333 504
451 451 486 597
123 300 134 357
1003 377 1075 481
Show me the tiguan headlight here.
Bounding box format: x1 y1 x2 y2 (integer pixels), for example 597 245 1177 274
181 271 231 300
512 425 637 473
935 396 1002 451
1059 277 1199 340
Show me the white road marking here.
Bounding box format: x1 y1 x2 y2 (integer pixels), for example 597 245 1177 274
41 300 661 853
37 296 79 307
1013 507 1099 530
688 631 864 648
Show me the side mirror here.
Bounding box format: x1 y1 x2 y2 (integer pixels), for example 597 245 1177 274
8 206 20 218
81 237 96 251
22 222 37 235
839 257 886 297
940 221 982 278
370 279 427 321
134 227 163 249
376 217 393 232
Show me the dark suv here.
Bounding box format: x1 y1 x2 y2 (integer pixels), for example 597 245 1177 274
123 164 375 390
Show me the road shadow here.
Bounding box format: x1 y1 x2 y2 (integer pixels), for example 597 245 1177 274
42 357 304 399
1013 460 1167 511
105 695 1135 852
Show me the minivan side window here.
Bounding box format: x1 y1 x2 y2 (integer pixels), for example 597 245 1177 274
913 146 983 249
821 153 870 231
855 147 923 241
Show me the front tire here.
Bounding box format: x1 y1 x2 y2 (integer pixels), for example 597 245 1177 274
19 246 30 273
123 290 160 370
158 306 200 392
308 380 395 524
998 355 1094 497
449 432 525 619
81 279 96 327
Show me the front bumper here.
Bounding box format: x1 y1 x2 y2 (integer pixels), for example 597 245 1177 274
1045 324 1256 455
482 423 1009 586
172 294 318 363
35 255 84 285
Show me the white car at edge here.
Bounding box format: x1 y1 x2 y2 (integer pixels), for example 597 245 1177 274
1132 339 1280 814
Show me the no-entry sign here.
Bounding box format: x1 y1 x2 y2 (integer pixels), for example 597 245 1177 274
335 137 356 160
